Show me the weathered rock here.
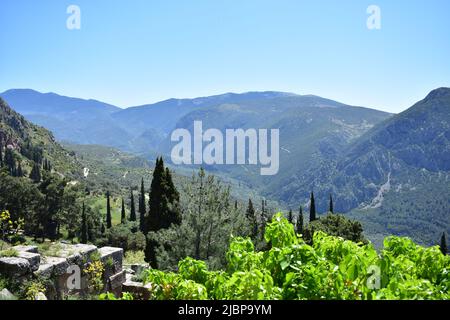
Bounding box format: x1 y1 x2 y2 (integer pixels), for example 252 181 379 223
35 263 54 279
72 244 98 263
122 277 152 300
17 251 41 272
13 245 39 254
0 288 18 300
0 257 31 277
41 257 69 276
108 270 126 290
99 247 123 274
58 244 97 266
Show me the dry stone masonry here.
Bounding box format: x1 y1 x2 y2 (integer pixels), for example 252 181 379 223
0 243 126 299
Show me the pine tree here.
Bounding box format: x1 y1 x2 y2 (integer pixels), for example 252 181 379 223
130 189 136 222
29 163 41 183
121 198 126 224
139 178 146 232
81 203 88 244
309 191 316 222
106 191 112 229
288 209 293 224
297 206 304 234
440 232 448 255
329 194 334 213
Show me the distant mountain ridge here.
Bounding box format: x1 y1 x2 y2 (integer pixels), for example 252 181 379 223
2 87 449 246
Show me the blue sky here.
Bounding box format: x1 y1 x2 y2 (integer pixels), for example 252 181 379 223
1 0 449 113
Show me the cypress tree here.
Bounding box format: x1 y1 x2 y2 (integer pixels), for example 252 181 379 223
329 194 334 213
246 199 258 238
145 157 181 265
309 191 316 222
81 203 88 244
139 178 146 232
5 148 15 174
147 157 164 233
164 166 181 226
17 162 23 177
130 189 136 222
297 206 304 234
29 163 41 182
121 198 126 224
440 232 448 255
0 140 3 167
147 157 181 232
288 209 293 224
246 199 255 220
106 191 112 229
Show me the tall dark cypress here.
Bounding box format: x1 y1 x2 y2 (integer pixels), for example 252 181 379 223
440 232 448 255
121 198 126 224
288 209 293 224
81 203 88 244
297 206 304 234
106 191 112 228
164 166 181 226
145 157 181 266
309 191 316 222
262 199 266 217
29 163 41 182
5 148 15 175
329 194 334 213
147 157 181 232
0 139 3 167
246 199 255 220
246 199 257 238
139 178 146 232
17 162 23 177
130 189 136 222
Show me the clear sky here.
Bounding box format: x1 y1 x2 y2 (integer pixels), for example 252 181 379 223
1 0 449 113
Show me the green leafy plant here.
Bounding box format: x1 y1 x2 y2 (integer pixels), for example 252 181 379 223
139 213 450 300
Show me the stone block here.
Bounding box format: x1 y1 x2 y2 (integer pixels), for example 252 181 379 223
35 263 54 279
108 270 126 290
99 247 123 274
122 279 152 300
17 251 40 272
41 256 69 276
0 257 31 277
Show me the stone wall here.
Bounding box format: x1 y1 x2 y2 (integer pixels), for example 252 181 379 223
0 243 126 300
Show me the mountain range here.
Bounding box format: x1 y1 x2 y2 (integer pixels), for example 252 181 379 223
1 87 449 246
